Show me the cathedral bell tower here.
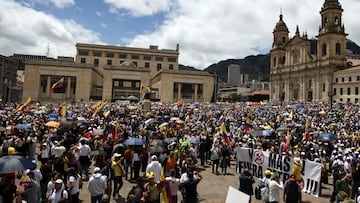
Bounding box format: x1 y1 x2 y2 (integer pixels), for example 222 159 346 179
317 0 347 63
271 13 289 70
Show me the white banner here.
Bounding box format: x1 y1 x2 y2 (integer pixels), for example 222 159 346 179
236 147 322 196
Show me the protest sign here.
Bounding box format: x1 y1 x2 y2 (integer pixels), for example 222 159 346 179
236 147 322 196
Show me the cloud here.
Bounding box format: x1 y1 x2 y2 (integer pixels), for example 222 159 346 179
0 0 101 57
20 0 75 9
104 0 173 17
125 0 360 69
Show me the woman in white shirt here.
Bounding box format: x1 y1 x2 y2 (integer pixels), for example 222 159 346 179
268 172 283 203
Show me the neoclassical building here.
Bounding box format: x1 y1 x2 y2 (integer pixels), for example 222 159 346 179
270 0 350 102
22 43 215 103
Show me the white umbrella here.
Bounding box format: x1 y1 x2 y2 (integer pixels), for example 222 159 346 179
145 118 154 125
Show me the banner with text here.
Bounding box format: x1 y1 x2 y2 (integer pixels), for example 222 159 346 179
236 147 322 197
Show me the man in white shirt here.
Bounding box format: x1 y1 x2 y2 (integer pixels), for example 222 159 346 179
165 169 181 203
145 155 162 182
48 179 68 203
87 167 107 203
79 139 92 180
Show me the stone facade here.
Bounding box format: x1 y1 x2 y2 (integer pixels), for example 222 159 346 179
22 43 215 103
270 0 350 103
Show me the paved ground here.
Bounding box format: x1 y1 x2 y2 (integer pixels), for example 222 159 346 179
76 160 333 203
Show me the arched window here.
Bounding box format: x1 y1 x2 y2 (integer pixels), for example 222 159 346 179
282 37 286 43
324 17 328 26
322 43 327 56
273 57 277 67
336 43 341 55
335 17 339 25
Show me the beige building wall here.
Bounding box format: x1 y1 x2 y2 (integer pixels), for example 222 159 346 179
23 61 95 102
333 66 360 103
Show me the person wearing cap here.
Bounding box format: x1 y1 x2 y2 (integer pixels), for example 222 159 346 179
87 167 107 203
67 167 81 203
112 153 125 199
146 155 162 182
292 157 302 182
283 175 301 203
48 178 68 203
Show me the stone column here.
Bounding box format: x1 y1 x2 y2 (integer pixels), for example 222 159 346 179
194 84 198 102
177 83 182 100
66 77 71 99
46 75 51 98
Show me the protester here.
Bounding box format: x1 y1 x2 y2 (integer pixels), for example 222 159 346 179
268 172 283 203
112 153 125 199
48 179 68 203
181 170 203 203
283 175 301 203
239 168 255 203
146 155 162 182
87 167 107 203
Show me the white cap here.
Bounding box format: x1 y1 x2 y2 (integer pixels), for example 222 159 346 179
55 179 63 184
151 155 157 160
94 167 101 173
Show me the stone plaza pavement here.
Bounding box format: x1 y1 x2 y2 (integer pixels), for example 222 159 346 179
77 160 333 203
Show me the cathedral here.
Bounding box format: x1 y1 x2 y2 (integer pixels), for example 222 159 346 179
270 0 350 103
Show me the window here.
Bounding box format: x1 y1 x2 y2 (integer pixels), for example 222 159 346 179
157 64 162 71
336 43 341 55
336 78 338 83
119 54 127 59
120 61 124 64
349 77 352 82
335 17 339 25
93 52 102 57
322 83 325 92
348 88 351 95
78 50 89 56
273 57 277 67
106 53 115 58
357 76 360 81
133 61 137 67
107 60 112 65
356 98 359 103
80 58 86 64
145 62 150 68
282 37 286 43
131 55 139 60
94 59 99 67
144 55 152 60
355 87 359 95
156 57 163 61
322 43 327 56
333 88 337 96
347 98 351 103
342 78 344 82
168 57 177 63
340 88 343 95
169 64 174 70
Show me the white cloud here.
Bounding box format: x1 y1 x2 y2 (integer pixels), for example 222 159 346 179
0 0 101 57
21 0 75 9
104 0 173 17
124 0 360 69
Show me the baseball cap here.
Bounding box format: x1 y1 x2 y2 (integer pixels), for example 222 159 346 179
55 179 63 184
151 155 157 160
94 167 101 173
289 175 296 181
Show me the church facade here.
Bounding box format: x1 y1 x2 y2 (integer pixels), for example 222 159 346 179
270 0 350 103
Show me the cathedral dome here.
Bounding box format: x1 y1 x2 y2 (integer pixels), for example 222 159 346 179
274 14 289 33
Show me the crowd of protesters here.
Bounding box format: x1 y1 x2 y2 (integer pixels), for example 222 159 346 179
0 100 359 202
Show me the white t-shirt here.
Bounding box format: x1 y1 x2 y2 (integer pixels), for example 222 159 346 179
68 175 81 195
48 189 68 203
165 176 181 195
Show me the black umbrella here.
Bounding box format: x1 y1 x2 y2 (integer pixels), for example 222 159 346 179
0 155 36 174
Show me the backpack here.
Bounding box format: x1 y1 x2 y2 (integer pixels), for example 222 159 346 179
50 189 70 201
254 181 266 200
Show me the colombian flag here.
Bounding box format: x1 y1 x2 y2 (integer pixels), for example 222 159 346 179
244 117 253 131
51 77 65 90
220 123 232 149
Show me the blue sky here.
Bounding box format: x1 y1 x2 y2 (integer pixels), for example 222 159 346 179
1 0 360 69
